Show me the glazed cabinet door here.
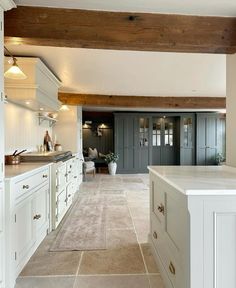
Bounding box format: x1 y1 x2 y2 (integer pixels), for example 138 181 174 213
180 115 195 165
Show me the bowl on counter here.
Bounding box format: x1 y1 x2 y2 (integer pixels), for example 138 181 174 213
5 155 21 165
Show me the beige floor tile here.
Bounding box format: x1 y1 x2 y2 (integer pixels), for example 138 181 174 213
15 276 75 288
148 274 165 288
74 275 150 288
106 229 138 249
141 243 159 273
78 246 146 275
129 205 150 220
106 206 133 229
133 218 150 244
123 178 144 183
20 250 82 276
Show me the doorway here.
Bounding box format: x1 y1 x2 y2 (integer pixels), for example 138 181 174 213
152 117 179 165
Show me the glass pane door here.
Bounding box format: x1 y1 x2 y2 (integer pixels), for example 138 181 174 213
139 118 149 147
183 117 193 147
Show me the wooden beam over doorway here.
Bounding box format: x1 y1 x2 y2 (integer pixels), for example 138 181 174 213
58 93 226 109
4 6 236 54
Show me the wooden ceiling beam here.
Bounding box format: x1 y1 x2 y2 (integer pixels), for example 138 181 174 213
58 93 226 109
4 6 236 54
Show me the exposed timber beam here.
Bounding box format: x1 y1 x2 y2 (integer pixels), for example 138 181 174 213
58 93 226 109
4 6 236 54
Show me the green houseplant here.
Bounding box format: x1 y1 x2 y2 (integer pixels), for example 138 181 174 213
105 152 119 175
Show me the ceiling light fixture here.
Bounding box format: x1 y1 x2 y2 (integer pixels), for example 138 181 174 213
60 104 70 111
4 46 27 80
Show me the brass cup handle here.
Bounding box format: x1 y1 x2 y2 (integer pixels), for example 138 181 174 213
23 184 29 189
68 194 71 198
42 174 48 178
157 204 165 215
169 262 176 275
153 231 158 239
74 176 77 179
33 214 41 220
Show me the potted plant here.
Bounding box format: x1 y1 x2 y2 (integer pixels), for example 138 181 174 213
105 152 119 175
216 153 225 165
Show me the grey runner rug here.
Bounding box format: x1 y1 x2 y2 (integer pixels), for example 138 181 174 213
50 196 106 251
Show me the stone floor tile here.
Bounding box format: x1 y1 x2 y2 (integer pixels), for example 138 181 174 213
141 243 159 273
148 274 165 288
106 229 138 249
15 277 75 288
20 250 82 276
74 275 150 288
106 206 133 229
123 178 144 183
133 218 150 244
78 246 146 275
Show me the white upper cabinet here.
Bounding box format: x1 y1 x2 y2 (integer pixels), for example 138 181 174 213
4 57 62 111
0 0 15 11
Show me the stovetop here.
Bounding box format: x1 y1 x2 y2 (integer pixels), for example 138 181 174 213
20 151 73 163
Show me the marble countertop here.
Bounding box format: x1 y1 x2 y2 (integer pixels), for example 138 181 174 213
148 165 236 195
5 162 52 180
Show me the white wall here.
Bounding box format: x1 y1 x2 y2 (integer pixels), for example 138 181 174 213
5 102 52 154
226 54 236 167
52 106 82 153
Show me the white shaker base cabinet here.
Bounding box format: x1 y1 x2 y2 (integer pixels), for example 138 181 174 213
5 164 51 288
148 165 236 288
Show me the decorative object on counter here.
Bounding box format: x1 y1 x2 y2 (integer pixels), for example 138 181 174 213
4 46 27 80
5 149 27 165
105 152 119 175
54 143 62 152
216 152 225 165
44 130 53 151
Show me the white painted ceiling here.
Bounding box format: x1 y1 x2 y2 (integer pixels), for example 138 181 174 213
5 44 226 97
14 0 236 16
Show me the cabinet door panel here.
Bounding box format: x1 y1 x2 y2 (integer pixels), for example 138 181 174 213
15 200 34 265
56 163 67 191
32 186 48 239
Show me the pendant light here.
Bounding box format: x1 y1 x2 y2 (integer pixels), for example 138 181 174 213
4 46 27 80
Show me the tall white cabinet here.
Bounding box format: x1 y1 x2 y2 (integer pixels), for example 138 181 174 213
0 9 4 288
0 2 16 287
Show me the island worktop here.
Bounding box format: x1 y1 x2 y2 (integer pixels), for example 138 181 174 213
148 165 236 195
149 165 236 288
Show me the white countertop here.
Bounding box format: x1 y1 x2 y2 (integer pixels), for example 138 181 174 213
5 162 52 180
148 165 236 195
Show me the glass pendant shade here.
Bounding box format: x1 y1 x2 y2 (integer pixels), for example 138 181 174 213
4 58 27 80
60 105 70 111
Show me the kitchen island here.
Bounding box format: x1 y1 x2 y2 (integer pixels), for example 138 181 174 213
148 165 236 288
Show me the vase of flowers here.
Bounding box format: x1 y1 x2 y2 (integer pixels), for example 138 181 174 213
105 152 119 175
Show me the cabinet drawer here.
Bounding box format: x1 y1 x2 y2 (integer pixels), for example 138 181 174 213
56 163 67 192
56 188 67 220
66 183 73 207
151 216 184 288
151 178 165 226
15 168 49 200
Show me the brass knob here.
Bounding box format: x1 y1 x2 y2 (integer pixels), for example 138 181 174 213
153 231 158 239
42 174 48 178
65 173 68 177
169 262 176 275
157 204 165 215
68 194 71 198
74 176 77 179
23 185 29 189
33 214 41 220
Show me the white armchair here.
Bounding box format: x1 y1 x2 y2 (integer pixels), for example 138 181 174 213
82 155 96 180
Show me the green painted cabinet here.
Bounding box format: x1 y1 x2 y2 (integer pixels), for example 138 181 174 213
196 113 226 165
